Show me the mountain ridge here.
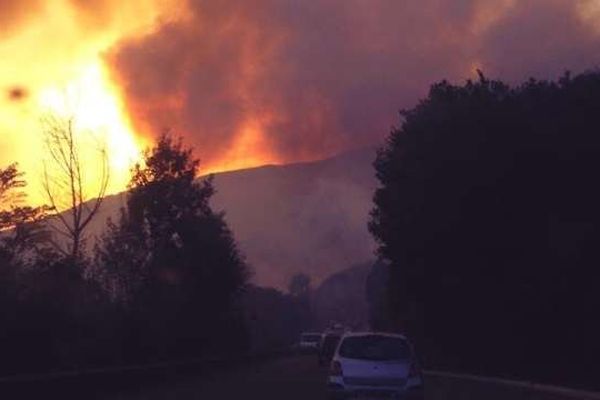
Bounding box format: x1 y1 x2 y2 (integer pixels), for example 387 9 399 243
60 146 378 289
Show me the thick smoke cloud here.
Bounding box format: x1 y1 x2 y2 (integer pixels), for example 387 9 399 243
0 0 129 38
109 0 600 168
0 1 42 35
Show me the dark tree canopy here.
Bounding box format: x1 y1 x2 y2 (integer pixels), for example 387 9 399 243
96 133 249 359
0 164 116 376
128 134 248 298
370 71 600 386
93 209 146 306
0 163 48 267
0 135 262 377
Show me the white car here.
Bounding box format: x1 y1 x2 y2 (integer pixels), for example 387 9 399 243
327 332 423 399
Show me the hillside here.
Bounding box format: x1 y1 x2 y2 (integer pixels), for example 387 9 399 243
312 262 372 330
72 147 378 289
210 147 377 288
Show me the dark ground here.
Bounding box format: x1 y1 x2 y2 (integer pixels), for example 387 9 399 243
104 355 327 400
4 354 595 400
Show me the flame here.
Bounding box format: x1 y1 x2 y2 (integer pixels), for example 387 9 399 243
0 0 283 204
37 61 145 196
0 0 183 205
204 116 282 174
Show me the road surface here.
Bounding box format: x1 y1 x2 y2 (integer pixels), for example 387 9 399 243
7 355 591 400
105 355 328 400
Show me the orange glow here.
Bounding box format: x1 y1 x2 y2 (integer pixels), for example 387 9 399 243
37 62 146 197
577 0 600 33
204 116 282 174
0 0 287 205
470 0 517 35
5 0 591 207
0 0 184 205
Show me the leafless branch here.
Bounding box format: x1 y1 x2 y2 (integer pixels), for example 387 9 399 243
40 115 110 261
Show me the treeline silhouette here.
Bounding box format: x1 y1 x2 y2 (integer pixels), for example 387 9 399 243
0 134 306 376
370 71 600 388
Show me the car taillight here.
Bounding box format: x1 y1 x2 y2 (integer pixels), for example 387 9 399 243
408 360 421 378
330 360 343 376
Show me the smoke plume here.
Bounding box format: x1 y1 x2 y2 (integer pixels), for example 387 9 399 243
108 0 600 169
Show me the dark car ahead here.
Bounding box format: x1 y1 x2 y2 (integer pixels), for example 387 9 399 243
295 332 322 354
318 332 342 366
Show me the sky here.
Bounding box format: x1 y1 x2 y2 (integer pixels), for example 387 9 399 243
1 0 600 203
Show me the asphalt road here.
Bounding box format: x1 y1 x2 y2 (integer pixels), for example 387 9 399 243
104 355 328 400
8 355 591 400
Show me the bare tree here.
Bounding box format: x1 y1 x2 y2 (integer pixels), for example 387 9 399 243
41 115 109 262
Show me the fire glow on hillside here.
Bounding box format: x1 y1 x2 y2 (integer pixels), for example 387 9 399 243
1 0 600 203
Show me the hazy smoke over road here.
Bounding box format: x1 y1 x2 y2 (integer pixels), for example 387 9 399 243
109 0 600 170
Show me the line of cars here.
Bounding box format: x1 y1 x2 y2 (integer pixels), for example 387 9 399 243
296 329 424 399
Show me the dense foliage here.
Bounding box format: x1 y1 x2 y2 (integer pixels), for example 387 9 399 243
95 134 249 361
0 135 274 375
0 164 118 374
370 71 600 387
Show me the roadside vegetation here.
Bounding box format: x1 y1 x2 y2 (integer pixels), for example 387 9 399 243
0 132 307 375
370 71 600 388
2 71 600 392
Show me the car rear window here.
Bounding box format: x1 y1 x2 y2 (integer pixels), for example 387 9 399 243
302 334 321 342
338 335 410 361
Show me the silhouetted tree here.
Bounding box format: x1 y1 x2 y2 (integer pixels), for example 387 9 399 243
41 115 109 262
0 167 122 376
0 164 119 375
365 260 393 332
0 163 49 266
96 133 249 360
0 163 48 334
94 209 148 307
370 71 600 386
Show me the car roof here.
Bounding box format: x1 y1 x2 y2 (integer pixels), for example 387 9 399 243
340 331 408 341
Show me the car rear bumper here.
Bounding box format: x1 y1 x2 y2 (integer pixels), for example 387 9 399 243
327 381 424 399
